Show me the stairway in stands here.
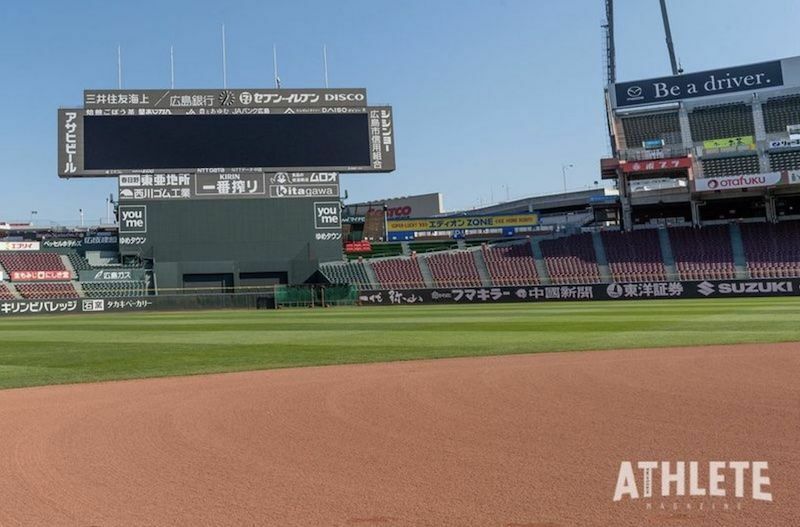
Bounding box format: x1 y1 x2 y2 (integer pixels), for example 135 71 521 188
590 232 612 283
728 223 749 279
657 228 679 281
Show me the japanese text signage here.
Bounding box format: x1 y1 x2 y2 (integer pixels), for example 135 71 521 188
387 214 539 233
84 89 367 109
621 157 692 174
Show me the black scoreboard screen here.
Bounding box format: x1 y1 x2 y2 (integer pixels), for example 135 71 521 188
83 113 371 170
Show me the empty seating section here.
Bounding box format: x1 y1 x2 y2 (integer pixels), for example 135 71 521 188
0 282 15 301
700 155 760 178
320 261 372 286
0 252 69 277
602 230 666 282
426 252 481 287
540 234 600 284
668 226 735 280
67 252 92 271
763 95 800 134
768 150 800 172
371 258 425 289
16 282 79 300
82 281 147 298
481 243 539 285
689 104 754 142
622 112 681 149
741 222 800 278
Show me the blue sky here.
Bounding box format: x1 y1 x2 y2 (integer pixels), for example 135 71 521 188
1 0 799 224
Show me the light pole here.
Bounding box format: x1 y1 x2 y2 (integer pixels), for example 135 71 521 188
561 163 574 193
79 208 84 228
30 210 38 224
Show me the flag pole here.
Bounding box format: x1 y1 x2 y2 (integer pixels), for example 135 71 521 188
170 45 175 89
273 44 280 88
222 24 228 88
117 45 122 89
323 44 329 88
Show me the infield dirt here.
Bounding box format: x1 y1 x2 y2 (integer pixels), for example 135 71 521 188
0 343 797 526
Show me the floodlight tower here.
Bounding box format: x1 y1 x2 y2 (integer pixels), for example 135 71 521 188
659 0 681 75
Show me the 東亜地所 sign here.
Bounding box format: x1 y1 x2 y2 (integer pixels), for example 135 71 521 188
614 60 784 107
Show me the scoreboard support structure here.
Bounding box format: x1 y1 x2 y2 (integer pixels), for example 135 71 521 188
58 88 396 292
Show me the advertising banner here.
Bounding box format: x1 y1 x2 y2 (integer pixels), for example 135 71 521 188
42 238 83 249
702 136 754 150
693 172 782 192
84 89 368 110
789 170 800 185
621 157 692 174
614 60 783 107
359 278 800 305
79 269 147 283
387 214 538 234
11 271 71 281
769 138 800 149
0 242 40 251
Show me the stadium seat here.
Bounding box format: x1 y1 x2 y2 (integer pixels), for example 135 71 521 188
320 261 372 287
668 226 736 280
601 230 666 282
371 257 425 289
426 251 482 287
768 150 800 172
689 103 754 142
0 282 16 301
16 282 80 300
481 243 539 286
540 234 600 284
0 252 70 278
763 95 800 134
81 281 147 298
700 155 760 178
741 221 800 279
621 112 682 149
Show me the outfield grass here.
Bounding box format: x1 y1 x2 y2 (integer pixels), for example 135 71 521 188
0 297 798 390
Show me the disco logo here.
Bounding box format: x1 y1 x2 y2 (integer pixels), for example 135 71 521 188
697 281 715 296
606 283 624 299
626 86 643 99
239 91 253 105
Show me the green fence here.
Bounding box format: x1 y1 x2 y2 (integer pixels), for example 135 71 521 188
274 284 359 308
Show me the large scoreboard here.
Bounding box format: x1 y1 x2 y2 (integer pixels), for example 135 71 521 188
57 88 396 290
58 88 395 176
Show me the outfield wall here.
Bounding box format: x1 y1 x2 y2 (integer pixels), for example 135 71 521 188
357 279 800 305
0 293 272 317
0 278 798 316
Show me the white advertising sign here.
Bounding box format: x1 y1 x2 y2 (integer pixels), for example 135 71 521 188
694 172 782 192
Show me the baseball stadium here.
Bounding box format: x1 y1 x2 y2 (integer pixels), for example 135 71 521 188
0 1 798 526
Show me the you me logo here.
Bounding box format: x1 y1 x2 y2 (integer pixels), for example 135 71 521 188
119 206 147 234
314 202 341 230
613 461 772 502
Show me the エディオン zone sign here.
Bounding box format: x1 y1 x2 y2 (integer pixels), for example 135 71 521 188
387 214 538 233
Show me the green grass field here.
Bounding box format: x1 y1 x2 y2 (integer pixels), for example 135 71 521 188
0 297 798 390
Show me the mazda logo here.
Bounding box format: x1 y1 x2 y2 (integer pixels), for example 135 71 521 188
626 86 643 98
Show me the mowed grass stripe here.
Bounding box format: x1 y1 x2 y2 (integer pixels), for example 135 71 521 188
0 297 798 390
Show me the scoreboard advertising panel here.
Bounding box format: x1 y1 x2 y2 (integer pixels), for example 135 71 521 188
58 88 395 176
